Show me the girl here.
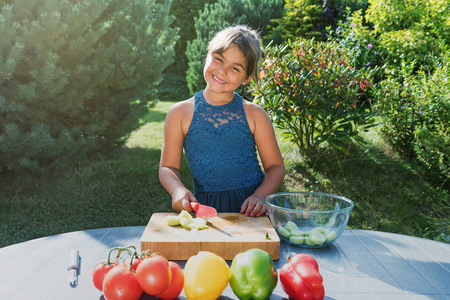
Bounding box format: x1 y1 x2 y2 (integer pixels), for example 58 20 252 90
159 25 285 217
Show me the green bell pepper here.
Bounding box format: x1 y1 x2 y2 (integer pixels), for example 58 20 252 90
229 248 278 300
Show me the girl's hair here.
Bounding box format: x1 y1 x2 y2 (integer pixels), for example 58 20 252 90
207 25 261 81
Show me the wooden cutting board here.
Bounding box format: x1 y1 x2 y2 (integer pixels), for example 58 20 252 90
140 213 280 260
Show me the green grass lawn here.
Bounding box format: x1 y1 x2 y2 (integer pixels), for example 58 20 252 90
1 101 448 248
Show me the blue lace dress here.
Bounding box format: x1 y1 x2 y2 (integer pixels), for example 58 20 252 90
183 90 265 212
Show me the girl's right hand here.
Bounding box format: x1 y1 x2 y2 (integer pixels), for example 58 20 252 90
171 187 197 213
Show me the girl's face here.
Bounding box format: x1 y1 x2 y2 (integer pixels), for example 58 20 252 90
203 44 252 95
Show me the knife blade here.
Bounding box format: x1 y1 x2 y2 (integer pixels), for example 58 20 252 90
207 221 233 237
67 250 79 287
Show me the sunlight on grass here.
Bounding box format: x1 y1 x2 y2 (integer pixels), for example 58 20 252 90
126 101 175 149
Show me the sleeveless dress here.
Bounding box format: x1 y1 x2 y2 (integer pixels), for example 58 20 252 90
183 90 265 212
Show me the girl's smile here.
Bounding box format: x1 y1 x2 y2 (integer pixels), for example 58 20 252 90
212 74 227 84
203 44 252 103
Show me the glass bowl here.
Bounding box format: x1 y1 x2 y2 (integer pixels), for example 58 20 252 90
265 192 354 248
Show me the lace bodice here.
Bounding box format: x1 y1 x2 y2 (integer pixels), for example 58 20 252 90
184 90 264 193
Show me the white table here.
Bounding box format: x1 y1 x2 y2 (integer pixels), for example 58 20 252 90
1 226 449 299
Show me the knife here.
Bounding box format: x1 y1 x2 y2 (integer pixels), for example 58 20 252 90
67 250 79 287
190 202 218 218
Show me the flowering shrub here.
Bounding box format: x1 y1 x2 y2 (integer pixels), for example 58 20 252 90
327 8 383 81
329 0 449 77
253 38 377 157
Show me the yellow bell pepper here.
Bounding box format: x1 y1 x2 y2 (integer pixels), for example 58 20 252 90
184 251 230 300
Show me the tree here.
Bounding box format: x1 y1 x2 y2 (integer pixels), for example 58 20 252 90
156 0 216 100
266 0 323 43
164 0 217 77
0 0 178 174
185 0 284 95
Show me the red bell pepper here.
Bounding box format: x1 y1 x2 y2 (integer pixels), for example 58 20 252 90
280 254 325 300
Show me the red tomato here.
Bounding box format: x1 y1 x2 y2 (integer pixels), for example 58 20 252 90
131 258 142 271
135 255 171 295
103 265 143 300
156 261 184 300
124 257 143 272
92 260 119 291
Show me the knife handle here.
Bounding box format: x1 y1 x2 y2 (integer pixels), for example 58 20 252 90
190 202 199 212
67 250 79 271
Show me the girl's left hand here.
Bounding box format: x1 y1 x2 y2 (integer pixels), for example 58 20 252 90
240 194 268 217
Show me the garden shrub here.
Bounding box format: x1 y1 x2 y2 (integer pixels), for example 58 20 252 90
265 0 368 44
252 38 377 158
329 0 449 77
412 50 449 181
365 0 449 74
372 62 419 157
373 46 450 181
185 0 284 95
327 8 383 81
328 0 449 180
0 0 177 174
